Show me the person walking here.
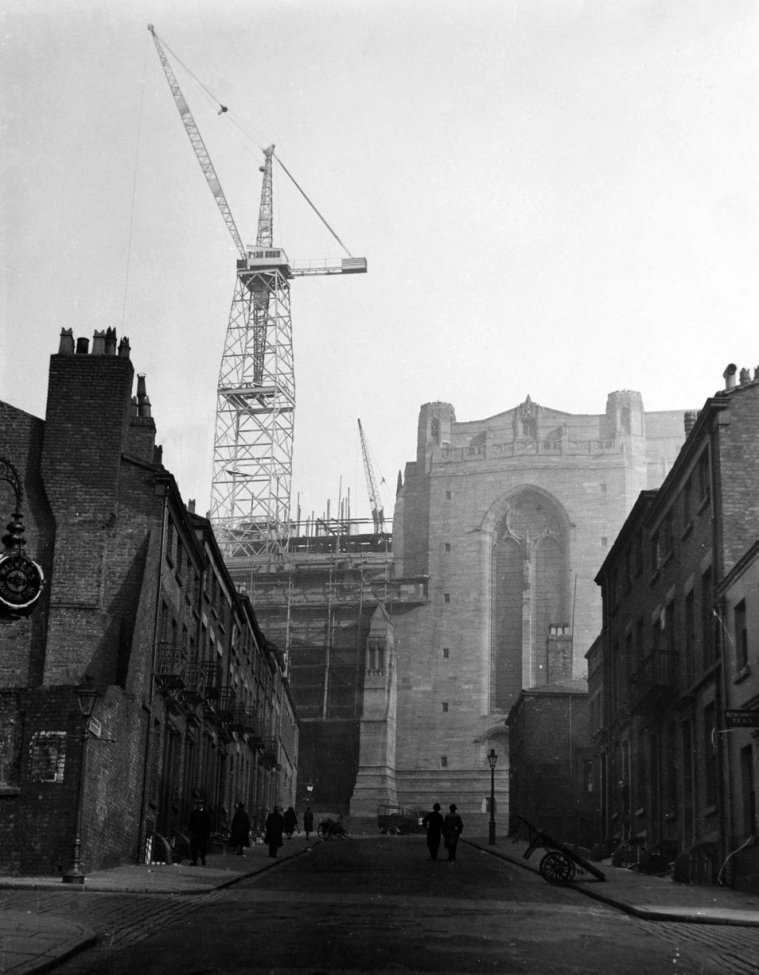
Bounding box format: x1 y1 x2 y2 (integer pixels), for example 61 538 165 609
283 805 298 839
265 805 285 858
229 801 251 856
188 797 212 866
303 803 314 841
422 802 444 860
443 803 463 861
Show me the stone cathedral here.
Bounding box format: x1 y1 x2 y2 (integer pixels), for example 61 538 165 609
350 391 688 819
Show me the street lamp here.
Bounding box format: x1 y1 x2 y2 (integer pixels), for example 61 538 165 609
488 748 498 845
62 677 100 884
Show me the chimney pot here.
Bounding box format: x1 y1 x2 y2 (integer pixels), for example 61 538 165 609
723 363 737 390
76 337 89 354
105 327 117 355
740 368 751 385
118 337 131 358
92 330 106 355
58 328 75 354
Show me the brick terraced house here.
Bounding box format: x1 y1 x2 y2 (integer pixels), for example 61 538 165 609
0 329 298 876
593 363 759 890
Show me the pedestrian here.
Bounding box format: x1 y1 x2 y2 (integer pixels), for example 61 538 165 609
443 803 463 861
422 802 444 860
303 803 314 840
229 801 251 856
188 797 212 867
265 805 285 857
283 805 298 838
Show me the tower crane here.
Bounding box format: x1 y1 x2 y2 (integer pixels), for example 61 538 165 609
357 419 386 536
148 26 367 560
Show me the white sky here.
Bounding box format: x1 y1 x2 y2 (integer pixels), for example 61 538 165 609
2 0 758 525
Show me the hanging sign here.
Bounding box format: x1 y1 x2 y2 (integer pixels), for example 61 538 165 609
0 553 44 617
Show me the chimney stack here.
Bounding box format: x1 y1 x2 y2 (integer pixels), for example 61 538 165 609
684 411 698 437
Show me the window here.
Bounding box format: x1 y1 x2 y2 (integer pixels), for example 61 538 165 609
440 756 448 768
444 543 451 553
682 476 692 527
635 617 645 671
166 518 175 565
735 599 748 671
445 490 452 501
661 511 673 562
698 451 710 503
443 593 450 603
442 648 450 659
701 568 714 667
442 702 448 713
633 532 643 577
684 590 695 685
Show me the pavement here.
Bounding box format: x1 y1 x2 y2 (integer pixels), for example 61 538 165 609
0 833 757 975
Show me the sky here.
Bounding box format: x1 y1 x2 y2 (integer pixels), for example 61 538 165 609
2 0 758 527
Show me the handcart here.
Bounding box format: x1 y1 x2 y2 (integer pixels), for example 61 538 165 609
515 814 605 885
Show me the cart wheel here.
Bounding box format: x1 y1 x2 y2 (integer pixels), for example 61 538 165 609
539 851 576 884
387 825 398 836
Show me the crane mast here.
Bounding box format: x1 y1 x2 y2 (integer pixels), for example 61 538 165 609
358 419 385 535
148 26 366 562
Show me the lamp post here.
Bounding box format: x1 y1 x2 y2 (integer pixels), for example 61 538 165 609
62 678 100 885
488 748 498 845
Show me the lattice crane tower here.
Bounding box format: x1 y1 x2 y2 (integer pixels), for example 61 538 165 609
149 26 366 560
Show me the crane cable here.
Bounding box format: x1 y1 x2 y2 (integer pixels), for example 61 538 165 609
152 28 354 258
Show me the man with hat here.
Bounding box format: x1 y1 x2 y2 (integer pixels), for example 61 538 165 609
442 803 463 861
422 802 444 860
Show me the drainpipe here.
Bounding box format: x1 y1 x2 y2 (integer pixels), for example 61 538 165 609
709 414 733 870
136 478 169 862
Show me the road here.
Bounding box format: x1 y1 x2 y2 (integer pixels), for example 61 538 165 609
39 837 759 973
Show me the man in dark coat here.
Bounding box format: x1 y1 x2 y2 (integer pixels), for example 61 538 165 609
283 805 298 838
188 798 212 866
422 802 444 860
303 803 314 840
229 801 251 856
265 806 285 858
443 803 463 861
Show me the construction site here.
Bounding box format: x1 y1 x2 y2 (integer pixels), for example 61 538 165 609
147 28 388 816
224 516 393 813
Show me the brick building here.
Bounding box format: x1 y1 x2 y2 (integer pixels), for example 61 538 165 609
506 677 595 848
366 392 688 820
593 363 759 889
0 329 298 876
